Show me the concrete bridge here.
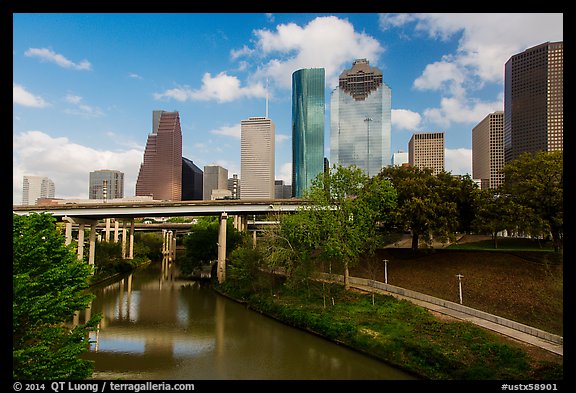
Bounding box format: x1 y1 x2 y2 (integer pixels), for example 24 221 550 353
13 199 308 283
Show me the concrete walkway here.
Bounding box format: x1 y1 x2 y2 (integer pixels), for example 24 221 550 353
347 278 563 357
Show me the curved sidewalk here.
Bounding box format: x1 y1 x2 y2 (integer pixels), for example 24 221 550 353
317 272 563 356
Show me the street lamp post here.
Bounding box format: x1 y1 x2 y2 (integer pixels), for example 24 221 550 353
456 274 464 304
384 259 388 284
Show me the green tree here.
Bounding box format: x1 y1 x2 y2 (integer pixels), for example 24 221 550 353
472 189 518 248
303 164 397 289
501 151 563 252
379 166 459 251
13 213 101 380
178 216 244 275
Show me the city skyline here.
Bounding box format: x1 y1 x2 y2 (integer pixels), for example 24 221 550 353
13 13 563 202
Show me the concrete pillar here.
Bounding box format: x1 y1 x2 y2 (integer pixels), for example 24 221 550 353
172 233 177 260
77 223 85 260
88 222 97 265
105 218 111 242
114 220 120 242
129 220 135 259
65 221 72 246
121 221 127 259
252 230 257 249
217 212 228 283
162 229 167 255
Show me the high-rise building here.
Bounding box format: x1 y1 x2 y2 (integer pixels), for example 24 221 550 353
330 59 392 177
22 175 55 205
227 174 240 199
392 151 408 167
182 157 203 200
241 117 275 199
504 41 563 163
472 112 505 190
292 68 325 197
136 110 182 200
408 132 445 175
203 165 228 200
274 180 292 199
89 169 124 200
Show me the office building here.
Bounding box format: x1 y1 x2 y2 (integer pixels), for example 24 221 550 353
182 157 203 200
392 151 408 167
241 117 275 199
504 41 563 163
274 180 292 199
472 112 505 190
408 132 445 175
292 68 325 197
203 165 228 200
89 169 124 200
136 110 182 200
330 59 392 177
227 174 240 199
22 175 55 205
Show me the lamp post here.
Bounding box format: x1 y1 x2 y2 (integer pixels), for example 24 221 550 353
456 274 464 304
384 259 388 284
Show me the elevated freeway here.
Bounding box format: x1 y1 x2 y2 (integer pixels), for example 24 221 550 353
13 199 311 283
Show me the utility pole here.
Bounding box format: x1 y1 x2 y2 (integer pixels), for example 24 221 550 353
456 274 464 304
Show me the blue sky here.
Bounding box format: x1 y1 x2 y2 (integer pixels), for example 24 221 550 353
13 13 563 202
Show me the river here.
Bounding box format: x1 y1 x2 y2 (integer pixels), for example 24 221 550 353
76 259 417 380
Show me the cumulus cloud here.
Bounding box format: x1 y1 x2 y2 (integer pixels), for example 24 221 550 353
210 124 241 138
445 147 472 176
63 94 104 117
13 83 49 108
276 162 292 185
392 109 422 131
24 47 92 70
380 13 562 127
154 72 266 103
13 130 143 202
245 15 384 89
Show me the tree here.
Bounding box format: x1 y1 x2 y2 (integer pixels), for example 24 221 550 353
303 164 397 289
379 166 459 251
13 213 101 380
178 216 244 275
501 151 563 252
472 190 518 248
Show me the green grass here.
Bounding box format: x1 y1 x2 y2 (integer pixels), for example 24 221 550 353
447 236 555 252
215 279 563 380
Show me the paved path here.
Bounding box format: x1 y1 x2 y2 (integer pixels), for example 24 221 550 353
350 282 563 357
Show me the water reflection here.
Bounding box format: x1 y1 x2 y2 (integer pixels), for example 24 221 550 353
76 259 416 380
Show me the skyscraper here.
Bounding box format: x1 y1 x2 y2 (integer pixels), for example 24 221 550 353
408 132 445 175
504 41 563 163
182 157 203 200
292 68 325 197
89 169 124 200
330 59 392 177
241 117 275 199
22 175 55 205
472 112 505 190
203 165 228 200
136 110 182 201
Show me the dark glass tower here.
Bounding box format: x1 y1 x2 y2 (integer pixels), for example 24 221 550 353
504 41 563 163
136 110 182 200
181 157 203 200
292 68 325 197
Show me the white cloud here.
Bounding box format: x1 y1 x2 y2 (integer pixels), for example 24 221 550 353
276 162 292 185
128 72 143 79
381 13 562 128
13 130 143 202
63 94 104 117
154 72 266 103
276 134 290 143
445 148 472 176
13 83 49 108
247 16 384 89
24 47 92 71
210 124 241 139
392 109 422 131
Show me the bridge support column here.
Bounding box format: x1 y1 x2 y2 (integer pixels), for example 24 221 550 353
105 218 111 242
129 220 135 259
121 221 128 258
114 219 119 242
88 221 97 265
62 216 98 269
65 221 72 246
252 230 257 249
217 212 228 283
77 223 85 260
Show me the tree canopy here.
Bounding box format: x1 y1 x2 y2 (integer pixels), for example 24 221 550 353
13 213 101 379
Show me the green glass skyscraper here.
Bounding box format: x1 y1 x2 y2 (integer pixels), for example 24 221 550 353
292 68 325 198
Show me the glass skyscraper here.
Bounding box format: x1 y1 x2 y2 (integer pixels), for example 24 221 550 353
330 59 391 177
292 68 325 197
